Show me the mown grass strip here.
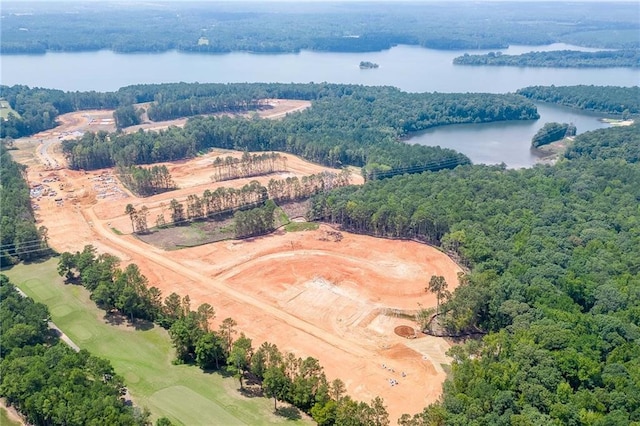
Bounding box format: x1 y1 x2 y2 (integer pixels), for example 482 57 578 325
2 258 309 426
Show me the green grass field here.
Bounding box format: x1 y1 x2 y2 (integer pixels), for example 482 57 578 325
284 222 319 232
0 100 20 120
0 406 23 426
2 258 310 425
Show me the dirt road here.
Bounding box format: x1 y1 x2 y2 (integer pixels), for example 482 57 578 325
86 207 371 358
12 97 459 421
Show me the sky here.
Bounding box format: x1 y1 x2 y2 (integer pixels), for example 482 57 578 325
2 0 639 2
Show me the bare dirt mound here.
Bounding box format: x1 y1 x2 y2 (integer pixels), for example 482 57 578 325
395 325 418 339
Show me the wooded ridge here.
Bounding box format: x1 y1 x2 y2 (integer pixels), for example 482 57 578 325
2 2 637 54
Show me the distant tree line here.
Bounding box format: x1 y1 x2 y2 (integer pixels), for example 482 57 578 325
148 97 267 122
113 105 143 129
0 85 122 138
453 49 640 68
1 2 638 54
233 200 278 239
0 81 357 139
55 249 391 425
565 122 640 163
159 181 269 227
531 122 576 148
117 164 176 197
311 123 640 424
0 275 151 426
268 169 352 203
0 144 49 266
142 170 351 238
517 85 640 117
61 83 543 174
211 152 287 182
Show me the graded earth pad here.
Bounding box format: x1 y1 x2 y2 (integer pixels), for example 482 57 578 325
11 100 461 422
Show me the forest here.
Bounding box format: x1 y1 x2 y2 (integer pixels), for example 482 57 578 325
0 82 537 159
117 164 176 197
211 152 288 182
0 144 49 266
310 123 640 424
517 85 640 117
1 2 638 54
0 85 122 138
3 78 639 424
132 170 352 238
0 275 152 426
60 84 542 175
453 49 640 68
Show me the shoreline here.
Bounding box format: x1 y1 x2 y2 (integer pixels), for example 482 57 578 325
532 137 573 166
599 118 635 126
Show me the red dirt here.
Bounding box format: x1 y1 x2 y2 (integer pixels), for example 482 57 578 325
395 326 418 339
11 101 461 422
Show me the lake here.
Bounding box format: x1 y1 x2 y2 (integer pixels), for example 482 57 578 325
409 102 615 168
1 43 637 166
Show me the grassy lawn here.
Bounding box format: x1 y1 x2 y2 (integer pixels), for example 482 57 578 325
0 99 20 120
0 407 23 426
284 222 319 232
2 258 310 425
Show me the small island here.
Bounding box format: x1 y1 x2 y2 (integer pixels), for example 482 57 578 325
359 61 379 69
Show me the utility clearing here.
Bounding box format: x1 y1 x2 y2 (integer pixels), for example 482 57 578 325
11 102 462 422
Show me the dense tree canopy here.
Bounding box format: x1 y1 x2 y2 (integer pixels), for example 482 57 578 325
60 83 543 174
1 2 638 54
0 144 49 265
0 275 149 426
57 246 163 324
0 85 122 138
311 123 640 424
565 122 640 163
517 85 640 116
454 49 640 68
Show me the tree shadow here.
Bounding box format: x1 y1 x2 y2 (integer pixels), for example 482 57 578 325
22 252 58 265
104 312 125 326
102 312 155 331
275 406 301 420
244 374 261 387
199 365 231 377
62 276 83 286
1 254 55 271
49 327 62 337
239 384 263 399
132 318 155 331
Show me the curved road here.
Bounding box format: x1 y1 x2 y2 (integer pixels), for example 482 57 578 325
37 137 60 169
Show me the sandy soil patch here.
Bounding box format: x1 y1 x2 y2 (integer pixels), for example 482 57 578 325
600 118 635 126
87 149 361 238
126 99 311 133
0 398 25 426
